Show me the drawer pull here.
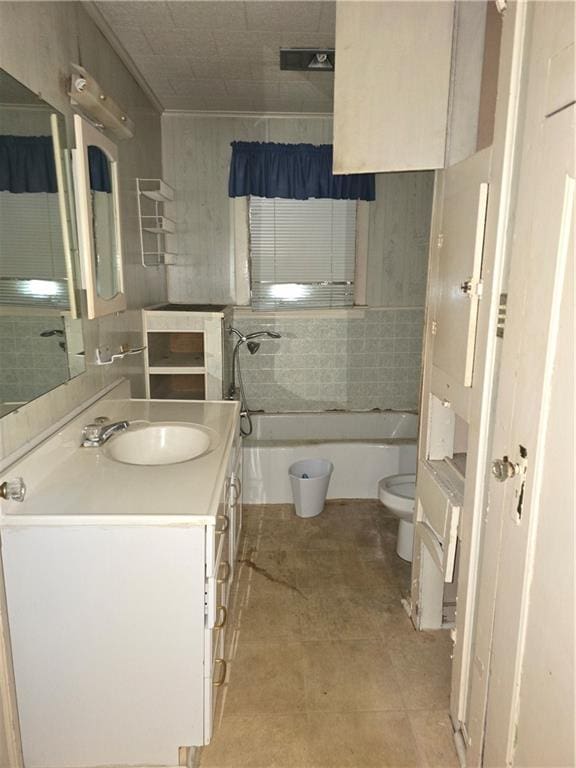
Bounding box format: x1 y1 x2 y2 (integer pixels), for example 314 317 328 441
214 605 228 629
230 476 242 504
217 560 231 584
213 658 227 687
216 514 229 533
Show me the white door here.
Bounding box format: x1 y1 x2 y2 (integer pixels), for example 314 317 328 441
465 3 575 765
433 148 491 387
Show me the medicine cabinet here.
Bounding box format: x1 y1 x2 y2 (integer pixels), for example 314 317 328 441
72 114 126 318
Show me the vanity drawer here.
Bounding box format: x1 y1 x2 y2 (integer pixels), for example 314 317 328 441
203 628 227 743
205 505 231 579
227 451 243 577
205 625 225 680
205 528 229 627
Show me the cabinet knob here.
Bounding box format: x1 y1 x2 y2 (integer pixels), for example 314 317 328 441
0 477 26 502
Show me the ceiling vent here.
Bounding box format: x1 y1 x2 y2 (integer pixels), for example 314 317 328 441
280 49 335 72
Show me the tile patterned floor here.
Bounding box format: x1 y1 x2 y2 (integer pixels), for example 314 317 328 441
199 501 458 768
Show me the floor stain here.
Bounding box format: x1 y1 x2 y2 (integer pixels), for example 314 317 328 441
238 550 307 599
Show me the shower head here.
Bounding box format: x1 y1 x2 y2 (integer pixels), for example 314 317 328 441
246 341 260 355
245 330 282 340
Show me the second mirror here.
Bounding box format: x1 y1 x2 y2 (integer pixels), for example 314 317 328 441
73 114 125 318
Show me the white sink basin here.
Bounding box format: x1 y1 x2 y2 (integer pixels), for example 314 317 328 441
104 422 219 466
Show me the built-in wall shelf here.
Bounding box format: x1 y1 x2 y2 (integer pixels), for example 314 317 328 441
142 306 229 401
147 330 205 372
445 452 467 481
137 179 176 267
149 373 206 400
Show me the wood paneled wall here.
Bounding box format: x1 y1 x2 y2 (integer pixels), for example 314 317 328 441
162 113 433 309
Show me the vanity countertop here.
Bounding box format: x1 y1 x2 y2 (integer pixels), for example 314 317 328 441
0 398 240 527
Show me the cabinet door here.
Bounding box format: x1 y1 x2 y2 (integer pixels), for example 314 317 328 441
2 526 206 765
433 148 491 386
333 0 454 173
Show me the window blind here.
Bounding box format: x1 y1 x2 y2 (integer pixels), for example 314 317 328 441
0 191 68 308
249 196 357 310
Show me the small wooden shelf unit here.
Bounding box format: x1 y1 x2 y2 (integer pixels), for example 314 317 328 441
143 307 226 401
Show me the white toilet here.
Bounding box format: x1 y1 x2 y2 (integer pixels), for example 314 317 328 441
378 473 417 562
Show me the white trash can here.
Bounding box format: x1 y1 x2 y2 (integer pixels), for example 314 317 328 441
289 459 334 518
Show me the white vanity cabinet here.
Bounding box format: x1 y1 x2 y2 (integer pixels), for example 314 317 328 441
0 398 243 768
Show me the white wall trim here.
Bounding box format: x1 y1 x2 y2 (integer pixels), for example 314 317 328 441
232 198 250 306
162 109 334 119
354 201 369 305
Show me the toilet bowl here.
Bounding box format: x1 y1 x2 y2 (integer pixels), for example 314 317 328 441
378 473 416 562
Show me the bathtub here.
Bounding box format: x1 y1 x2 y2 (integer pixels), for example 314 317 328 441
242 411 419 504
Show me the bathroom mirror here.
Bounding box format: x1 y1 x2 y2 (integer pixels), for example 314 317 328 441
0 68 86 418
73 114 126 318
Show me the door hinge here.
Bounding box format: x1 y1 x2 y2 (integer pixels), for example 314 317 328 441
496 292 507 337
437 234 444 249
431 319 438 335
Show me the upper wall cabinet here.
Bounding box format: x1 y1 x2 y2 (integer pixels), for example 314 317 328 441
333 1 455 174
72 114 126 318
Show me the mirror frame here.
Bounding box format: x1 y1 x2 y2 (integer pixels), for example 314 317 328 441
72 114 126 318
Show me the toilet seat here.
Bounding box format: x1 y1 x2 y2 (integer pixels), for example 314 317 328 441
378 473 416 520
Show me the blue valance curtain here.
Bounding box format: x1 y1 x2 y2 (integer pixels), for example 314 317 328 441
88 145 112 193
0 136 57 193
228 141 375 201
0 136 112 194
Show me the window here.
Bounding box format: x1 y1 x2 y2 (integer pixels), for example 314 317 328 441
248 196 357 310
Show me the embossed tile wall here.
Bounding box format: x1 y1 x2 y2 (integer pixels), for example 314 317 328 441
0 317 70 405
230 308 424 412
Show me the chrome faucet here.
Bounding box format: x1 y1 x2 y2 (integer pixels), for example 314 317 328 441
81 420 129 448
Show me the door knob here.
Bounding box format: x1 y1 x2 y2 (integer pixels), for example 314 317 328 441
491 456 520 482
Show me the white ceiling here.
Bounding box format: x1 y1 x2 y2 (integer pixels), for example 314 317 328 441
93 0 336 113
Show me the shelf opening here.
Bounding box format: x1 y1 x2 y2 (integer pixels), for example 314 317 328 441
149 373 206 400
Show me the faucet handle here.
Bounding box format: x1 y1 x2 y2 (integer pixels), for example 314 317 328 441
82 424 102 443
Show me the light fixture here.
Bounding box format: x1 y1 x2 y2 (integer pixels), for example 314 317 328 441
69 64 134 140
280 49 335 72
